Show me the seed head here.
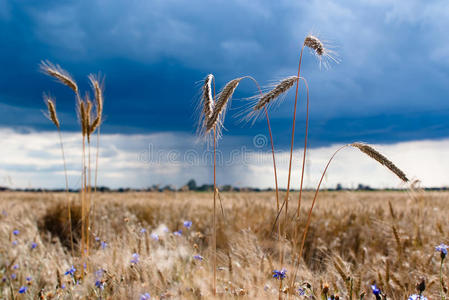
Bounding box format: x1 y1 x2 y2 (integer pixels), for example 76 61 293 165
206 77 242 135
40 60 78 94
44 95 60 129
254 76 299 111
303 35 340 68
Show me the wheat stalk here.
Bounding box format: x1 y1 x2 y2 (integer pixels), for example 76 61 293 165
293 142 410 283
42 95 74 256
40 60 78 94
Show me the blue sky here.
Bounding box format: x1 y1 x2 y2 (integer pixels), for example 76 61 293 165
1 0 449 188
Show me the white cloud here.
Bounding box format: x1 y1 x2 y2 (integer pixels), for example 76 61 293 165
0 128 447 189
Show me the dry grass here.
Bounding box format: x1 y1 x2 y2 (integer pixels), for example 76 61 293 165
0 190 447 299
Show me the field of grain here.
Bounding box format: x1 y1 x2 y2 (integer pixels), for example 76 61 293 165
0 190 447 299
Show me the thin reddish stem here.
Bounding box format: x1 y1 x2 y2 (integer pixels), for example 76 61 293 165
296 78 310 217
283 46 304 229
293 144 349 281
212 78 217 296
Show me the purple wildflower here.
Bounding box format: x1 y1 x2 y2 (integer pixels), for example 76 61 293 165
101 241 107 249
12 240 17 246
173 230 182 236
272 268 287 280
12 264 19 270
436 243 448 259
151 233 159 241
26 276 31 281
18 286 27 294
140 228 147 234
64 265 76 276
131 253 139 264
193 255 203 261
13 230 19 235
408 295 428 300
31 242 37 249
11 273 16 280
183 221 192 229
140 292 151 300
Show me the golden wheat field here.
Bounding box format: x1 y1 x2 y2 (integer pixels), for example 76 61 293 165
0 190 447 299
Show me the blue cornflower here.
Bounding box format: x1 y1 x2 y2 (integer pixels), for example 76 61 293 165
95 237 100 242
371 284 381 296
11 273 16 280
408 295 428 300
95 280 105 290
13 230 19 235
140 292 151 300
173 230 182 236
101 241 107 249
298 287 306 296
272 268 287 280
183 221 192 229
131 253 139 264
12 240 17 246
12 264 19 270
26 276 31 281
151 233 159 241
61 283 66 289
18 286 27 294
140 228 147 234
64 265 76 276
436 243 448 259
193 255 203 261
31 242 37 249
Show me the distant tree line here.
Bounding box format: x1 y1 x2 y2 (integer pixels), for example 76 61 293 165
0 180 447 193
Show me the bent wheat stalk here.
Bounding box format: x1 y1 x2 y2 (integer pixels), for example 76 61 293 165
292 143 409 283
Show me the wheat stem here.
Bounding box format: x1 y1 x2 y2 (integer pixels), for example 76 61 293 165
212 79 217 296
283 45 305 233
57 128 74 257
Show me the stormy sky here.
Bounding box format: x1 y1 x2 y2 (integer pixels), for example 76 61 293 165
0 0 448 188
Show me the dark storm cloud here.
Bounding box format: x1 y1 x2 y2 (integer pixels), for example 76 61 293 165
1 0 449 148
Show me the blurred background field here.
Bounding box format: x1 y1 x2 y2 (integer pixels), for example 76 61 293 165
1 190 447 299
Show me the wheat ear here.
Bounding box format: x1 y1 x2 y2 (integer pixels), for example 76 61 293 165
253 76 299 111
206 77 243 135
40 60 78 93
44 95 60 129
351 143 409 182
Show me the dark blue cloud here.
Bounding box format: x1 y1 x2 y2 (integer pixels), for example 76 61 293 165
1 0 449 149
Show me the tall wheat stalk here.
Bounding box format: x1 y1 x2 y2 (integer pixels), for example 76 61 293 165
43 96 74 256
41 61 103 264
291 143 409 284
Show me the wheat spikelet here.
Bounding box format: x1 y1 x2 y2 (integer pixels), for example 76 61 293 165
253 76 299 111
350 143 409 182
88 74 104 118
79 101 87 137
202 74 214 120
40 60 78 93
85 100 93 142
303 35 340 68
90 116 100 136
304 35 325 56
206 77 242 134
44 95 60 129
